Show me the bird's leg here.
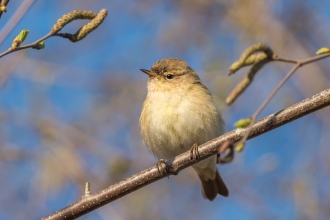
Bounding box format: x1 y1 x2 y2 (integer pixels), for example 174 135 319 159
217 142 234 164
156 159 168 176
189 143 200 161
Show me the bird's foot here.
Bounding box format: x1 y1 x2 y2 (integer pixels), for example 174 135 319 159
189 143 200 161
217 141 234 164
156 159 168 176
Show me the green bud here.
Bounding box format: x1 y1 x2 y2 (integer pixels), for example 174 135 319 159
235 142 245 152
316 47 330 55
12 30 29 49
33 41 45 50
234 118 251 128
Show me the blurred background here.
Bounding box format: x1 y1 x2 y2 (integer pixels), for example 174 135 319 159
0 0 330 219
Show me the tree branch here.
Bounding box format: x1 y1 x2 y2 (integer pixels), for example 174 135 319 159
43 87 330 220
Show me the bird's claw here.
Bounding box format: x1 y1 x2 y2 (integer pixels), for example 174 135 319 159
217 141 234 164
190 143 200 161
156 159 168 176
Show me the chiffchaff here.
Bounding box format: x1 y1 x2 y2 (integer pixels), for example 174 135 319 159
139 58 228 201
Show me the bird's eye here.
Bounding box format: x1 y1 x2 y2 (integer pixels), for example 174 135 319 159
166 74 174 80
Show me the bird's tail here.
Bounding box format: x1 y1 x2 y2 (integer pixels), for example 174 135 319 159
198 169 229 201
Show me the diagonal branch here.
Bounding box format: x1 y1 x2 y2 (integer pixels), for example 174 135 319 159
43 87 330 220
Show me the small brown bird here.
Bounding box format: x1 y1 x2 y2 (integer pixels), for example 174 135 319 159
139 58 228 201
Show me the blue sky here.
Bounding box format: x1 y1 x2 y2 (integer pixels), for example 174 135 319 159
0 1 329 219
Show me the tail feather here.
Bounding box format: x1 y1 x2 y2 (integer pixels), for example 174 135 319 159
199 170 228 201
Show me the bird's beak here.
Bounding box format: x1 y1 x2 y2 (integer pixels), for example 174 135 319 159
140 69 157 77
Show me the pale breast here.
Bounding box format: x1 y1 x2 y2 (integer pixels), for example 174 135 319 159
140 83 224 159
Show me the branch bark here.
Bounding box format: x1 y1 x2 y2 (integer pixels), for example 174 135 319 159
43 87 330 220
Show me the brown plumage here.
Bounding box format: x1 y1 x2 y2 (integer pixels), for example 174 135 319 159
140 58 229 201
199 170 229 201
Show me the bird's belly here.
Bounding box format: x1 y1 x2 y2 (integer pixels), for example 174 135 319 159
141 93 222 160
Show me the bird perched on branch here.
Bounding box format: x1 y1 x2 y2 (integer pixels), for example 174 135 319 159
140 58 228 201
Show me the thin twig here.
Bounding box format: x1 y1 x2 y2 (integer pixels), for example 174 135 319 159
237 63 299 145
42 88 330 220
0 32 53 58
272 53 330 65
235 52 330 147
271 56 297 64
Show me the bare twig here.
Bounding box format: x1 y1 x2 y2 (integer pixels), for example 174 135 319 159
236 63 300 146
42 88 330 220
